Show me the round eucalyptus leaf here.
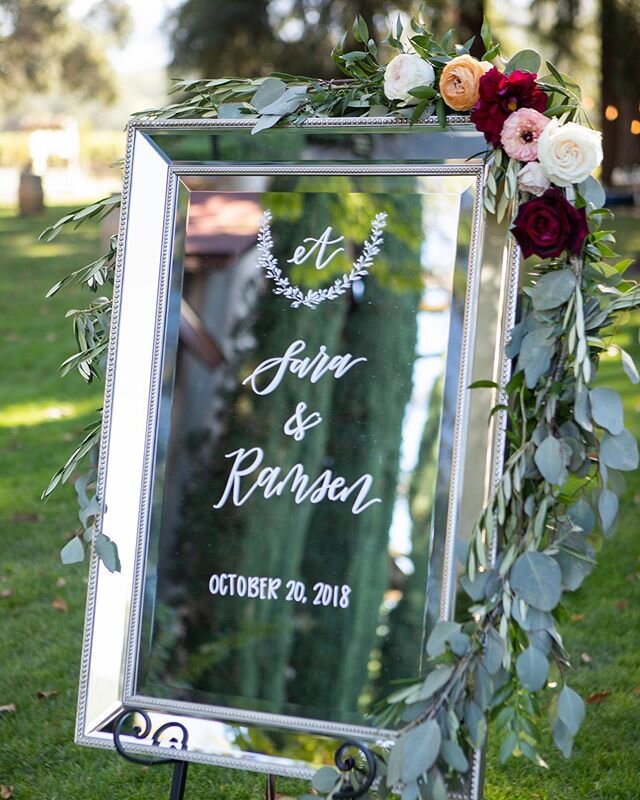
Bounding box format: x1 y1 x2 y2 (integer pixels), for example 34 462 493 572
460 570 490 601
518 327 554 389
567 499 596 535
311 767 338 794
483 628 506 675
499 730 518 765
511 552 562 612
573 384 592 432
60 536 85 565
558 685 585 736
402 720 442 782
578 175 606 209
426 621 460 657
440 739 469 773
534 435 570 485
505 49 542 75
621 348 640 384
251 77 287 110
511 601 554 632
417 666 454 700
531 269 577 311
555 547 594 591
429 768 448 800
516 646 549 691
598 488 619 534
473 662 494 710
401 781 418 800
600 429 639 471
449 631 472 657
95 532 121 573
552 719 574 759
528 629 552 655
590 388 624 434
464 700 487 748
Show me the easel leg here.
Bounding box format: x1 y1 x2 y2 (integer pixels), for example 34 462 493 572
265 773 277 800
170 760 189 800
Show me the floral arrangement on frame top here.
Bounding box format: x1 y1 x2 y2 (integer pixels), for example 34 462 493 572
42 12 640 800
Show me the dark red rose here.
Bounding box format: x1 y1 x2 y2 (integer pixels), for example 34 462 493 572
470 67 548 147
510 188 589 259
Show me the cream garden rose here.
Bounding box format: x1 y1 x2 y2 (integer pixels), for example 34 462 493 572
537 119 603 187
383 53 435 105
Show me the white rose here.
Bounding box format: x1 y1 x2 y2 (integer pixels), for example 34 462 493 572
537 119 603 187
383 53 435 105
517 161 551 196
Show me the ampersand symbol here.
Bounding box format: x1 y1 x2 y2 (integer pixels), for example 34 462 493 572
283 402 323 441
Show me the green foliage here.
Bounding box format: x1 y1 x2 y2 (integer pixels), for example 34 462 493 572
167 0 419 80
136 8 498 128
0 0 131 107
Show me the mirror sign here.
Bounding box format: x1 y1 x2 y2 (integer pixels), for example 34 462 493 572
75 120 518 800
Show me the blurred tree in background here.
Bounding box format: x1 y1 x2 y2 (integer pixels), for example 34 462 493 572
0 0 131 107
530 0 640 185
168 0 485 78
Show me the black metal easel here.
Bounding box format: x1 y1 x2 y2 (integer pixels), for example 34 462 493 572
113 709 376 800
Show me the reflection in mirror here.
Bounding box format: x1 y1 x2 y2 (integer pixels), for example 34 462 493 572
135 171 479 733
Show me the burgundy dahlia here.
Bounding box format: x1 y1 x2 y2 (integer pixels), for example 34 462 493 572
470 67 548 148
510 188 589 259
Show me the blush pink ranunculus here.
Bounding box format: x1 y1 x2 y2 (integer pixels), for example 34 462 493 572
500 108 550 161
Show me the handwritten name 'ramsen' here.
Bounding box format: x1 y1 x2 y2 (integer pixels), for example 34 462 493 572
213 447 381 515
242 339 367 396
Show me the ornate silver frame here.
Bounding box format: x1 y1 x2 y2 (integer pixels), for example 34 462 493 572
76 118 520 798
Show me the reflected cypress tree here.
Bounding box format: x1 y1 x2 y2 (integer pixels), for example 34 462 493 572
145 182 424 725
157 193 348 707
288 193 422 718
374 375 443 693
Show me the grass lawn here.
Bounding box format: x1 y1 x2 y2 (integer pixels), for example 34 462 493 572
0 204 639 799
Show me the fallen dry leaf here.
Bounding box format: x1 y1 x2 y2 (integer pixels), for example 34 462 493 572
55 577 66 588
0 590 13 599
1 785 14 799
633 686 640 696
36 690 59 700
586 691 611 704
570 613 585 622
580 653 592 664
52 597 68 613
615 600 629 612
11 511 43 524
0 704 16 714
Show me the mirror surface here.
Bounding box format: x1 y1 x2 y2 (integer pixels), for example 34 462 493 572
135 169 478 730
76 123 515 795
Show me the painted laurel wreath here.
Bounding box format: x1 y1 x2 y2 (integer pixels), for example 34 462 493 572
256 210 388 309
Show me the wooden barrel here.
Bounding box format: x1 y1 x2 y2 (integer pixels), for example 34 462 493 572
18 171 44 216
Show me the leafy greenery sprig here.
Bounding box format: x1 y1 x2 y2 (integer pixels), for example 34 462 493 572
135 14 502 130
42 13 640 800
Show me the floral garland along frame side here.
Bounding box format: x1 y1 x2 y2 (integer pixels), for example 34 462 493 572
41 14 640 800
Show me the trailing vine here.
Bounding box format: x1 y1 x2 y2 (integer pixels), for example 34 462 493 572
42 13 640 800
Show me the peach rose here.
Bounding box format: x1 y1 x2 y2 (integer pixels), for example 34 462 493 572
439 55 492 112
